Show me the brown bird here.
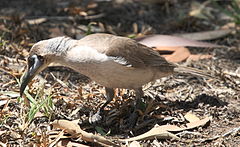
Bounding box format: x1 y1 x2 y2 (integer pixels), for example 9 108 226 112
20 33 211 125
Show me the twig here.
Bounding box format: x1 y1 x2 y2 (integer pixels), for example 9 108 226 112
200 127 240 143
25 13 105 24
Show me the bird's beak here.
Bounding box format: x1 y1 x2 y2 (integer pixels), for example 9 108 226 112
20 55 43 97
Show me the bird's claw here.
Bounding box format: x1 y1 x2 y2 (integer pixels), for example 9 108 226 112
121 110 139 130
128 111 139 128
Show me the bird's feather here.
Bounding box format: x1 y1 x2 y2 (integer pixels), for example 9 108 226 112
76 33 176 72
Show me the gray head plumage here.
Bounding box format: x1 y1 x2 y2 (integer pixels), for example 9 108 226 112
30 36 76 57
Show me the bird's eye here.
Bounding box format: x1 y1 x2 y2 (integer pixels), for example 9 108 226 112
28 56 35 66
37 55 44 62
28 55 44 68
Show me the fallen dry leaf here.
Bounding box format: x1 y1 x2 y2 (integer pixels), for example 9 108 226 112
0 131 6 136
51 120 118 146
189 1 214 20
26 18 47 25
136 35 222 48
154 46 190 63
119 116 212 142
184 112 200 123
176 29 232 41
119 124 179 142
129 141 141 147
186 116 212 129
49 130 65 147
136 34 220 63
8 131 21 139
0 24 11 32
187 54 212 62
57 139 91 147
49 27 65 38
154 46 212 63
0 99 9 107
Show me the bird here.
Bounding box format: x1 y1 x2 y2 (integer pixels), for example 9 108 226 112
20 33 212 126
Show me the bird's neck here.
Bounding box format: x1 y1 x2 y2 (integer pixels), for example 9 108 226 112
56 45 111 77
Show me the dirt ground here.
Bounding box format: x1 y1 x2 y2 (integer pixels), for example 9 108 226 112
0 0 239 146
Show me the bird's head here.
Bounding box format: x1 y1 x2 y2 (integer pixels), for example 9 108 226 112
20 36 74 97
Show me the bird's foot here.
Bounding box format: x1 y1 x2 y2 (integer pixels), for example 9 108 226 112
124 110 140 129
89 109 103 124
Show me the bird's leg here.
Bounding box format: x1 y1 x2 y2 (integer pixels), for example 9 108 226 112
100 87 114 112
89 87 114 124
127 87 144 128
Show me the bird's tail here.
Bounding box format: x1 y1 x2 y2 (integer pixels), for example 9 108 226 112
173 65 213 79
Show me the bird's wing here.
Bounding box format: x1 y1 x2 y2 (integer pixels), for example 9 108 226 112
106 37 174 68
78 33 175 70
